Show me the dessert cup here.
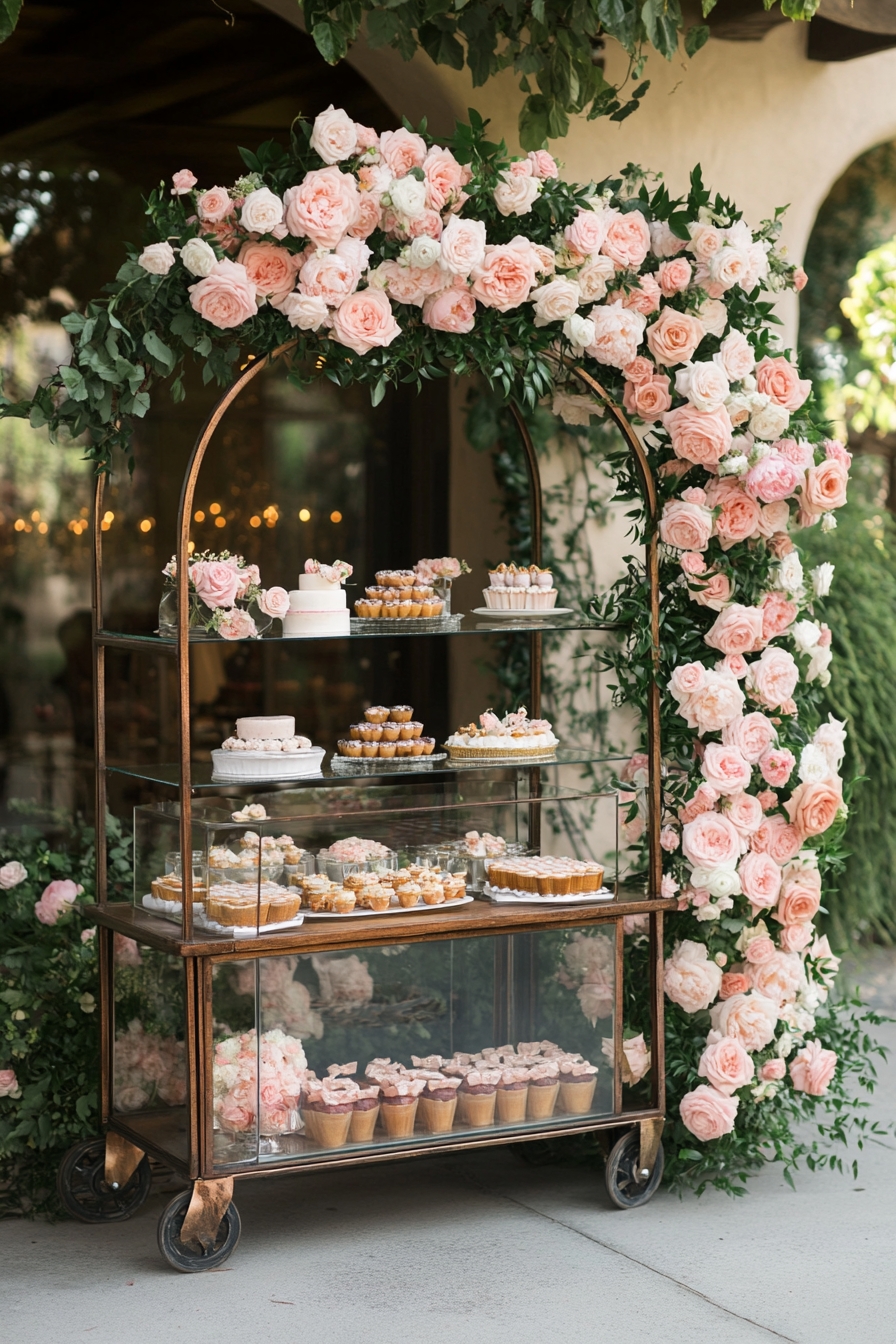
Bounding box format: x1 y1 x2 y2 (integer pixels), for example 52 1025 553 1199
496 1083 529 1123
418 1094 458 1133
350 1101 380 1142
457 1088 496 1127
309 1106 353 1147
526 1080 560 1119
380 1096 419 1137
559 1076 597 1114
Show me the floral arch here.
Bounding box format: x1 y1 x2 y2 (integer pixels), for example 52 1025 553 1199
0 105 873 1193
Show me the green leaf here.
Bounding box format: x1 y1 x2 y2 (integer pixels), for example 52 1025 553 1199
418 20 465 70
679 1148 704 1162
366 9 400 47
60 312 86 335
519 95 551 151
685 24 710 57
59 366 88 401
641 0 682 59
701 0 717 14
311 20 346 64
0 0 22 43
143 330 175 371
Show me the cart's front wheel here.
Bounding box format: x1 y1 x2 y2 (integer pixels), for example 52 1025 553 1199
605 1128 664 1209
157 1188 241 1272
57 1138 152 1223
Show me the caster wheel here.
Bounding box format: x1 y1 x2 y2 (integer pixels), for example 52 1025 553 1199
157 1188 241 1273
604 1129 664 1209
57 1138 152 1223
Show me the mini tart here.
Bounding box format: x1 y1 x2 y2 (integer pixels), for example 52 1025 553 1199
381 722 400 741
361 742 379 758
332 890 356 914
378 742 397 758
338 739 362 757
421 737 436 754
365 706 389 723
349 724 364 739
398 723 415 740
354 599 371 617
390 705 413 722
396 741 414 757
366 888 391 912
409 721 423 738
410 740 425 756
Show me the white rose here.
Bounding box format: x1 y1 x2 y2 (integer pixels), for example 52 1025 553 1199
180 237 218 277
552 391 600 426
240 187 284 235
650 219 686 258
408 236 441 269
138 242 176 275
688 221 723 262
695 902 722 922
743 242 769 292
0 860 27 888
576 254 616 302
310 104 358 164
531 277 580 327
493 169 542 217
709 246 751 291
675 360 729 412
689 864 736 889
724 394 752 428
741 373 757 392
440 216 487 276
791 620 821 655
813 715 847 772
707 867 742 899
388 175 427 219
806 645 833 686
776 552 804 594
697 296 728 339
811 563 834 597
750 401 791 441
821 512 837 533
563 313 595 353
276 292 329 331
714 330 755 382
585 304 646 369
776 1031 795 1058
719 452 749 477
798 743 830 784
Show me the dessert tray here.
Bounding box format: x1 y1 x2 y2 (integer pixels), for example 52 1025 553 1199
330 751 448 774
444 746 558 763
350 613 463 634
482 883 614 905
471 607 574 619
303 893 474 919
141 893 305 936
211 746 325 781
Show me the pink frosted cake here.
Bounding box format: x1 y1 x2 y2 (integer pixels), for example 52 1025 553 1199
484 563 557 610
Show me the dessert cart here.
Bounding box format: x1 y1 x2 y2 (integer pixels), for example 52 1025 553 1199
60 346 673 1271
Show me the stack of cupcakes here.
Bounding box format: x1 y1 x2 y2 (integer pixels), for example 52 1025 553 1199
354 569 445 619
337 704 437 760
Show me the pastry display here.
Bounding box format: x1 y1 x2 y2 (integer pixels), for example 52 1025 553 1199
353 563 445 620
297 864 467 917
461 831 508 858
211 714 324 780
150 874 207 906
484 563 557 611
484 856 606 896
283 559 352 637
336 705 437 761
444 707 559 760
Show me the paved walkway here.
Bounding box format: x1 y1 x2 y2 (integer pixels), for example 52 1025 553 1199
3 959 896 1344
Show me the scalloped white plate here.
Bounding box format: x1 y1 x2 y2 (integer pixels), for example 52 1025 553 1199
471 607 574 618
482 883 613 905
211 747 325 780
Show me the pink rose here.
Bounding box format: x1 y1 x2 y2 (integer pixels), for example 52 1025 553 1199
751 814 802 865
659 499 713 551
682 811 741 869
777 437 814 469
825 437 851 465
660 827 680 852
601 209 650 270
761 1058 787 1081
379 128 427 176
792 266 808 291
663 404 732 466
354 123 378 151
679 782 720 824
664 940 723 1012
714 330 755 382
745 646 799 711
258 587 290 619
349 193 382 240
113 933 142 967
300 238 368 306
720 972 751 999
704 604 766 657
758 748 795 789
723 712 776 763
527 149 559 179
687 671 746 734
744 935 776 965
171 169 197 195
330 288 401 356
657 258 692 295
621 274 662 314
775 871 822 926
623 355 655 385
760 591 798 642
755 355 811 411
310 104 358 164
723 790 763 836
690 570 732 610
422 285 477 334
738 850 783 910
744 453 803 503
681 552 707 576
189 559 241 609
705 478 762 548
196 187 233 223
283 167 361 249
701 742 752 795
34 878 82 925
237 242 299 304
189 259 257 329
646 307 706 366
747 949 803 1006
471 238 539 312
779 921 814 952
376 260 442 308
720 653 749 679
698 1037 755 1095
802 459 848 514
0 860 27 888
789 1039 837 1095
669 661 706 702
584 304 646 369
680 1085 739 1141
423 146 465 210
784 779 842 839
623 373 672 421
709 991 778 1052
0 1068 18 1097
440 216 487 277
565 206 614 256
218 608 257 640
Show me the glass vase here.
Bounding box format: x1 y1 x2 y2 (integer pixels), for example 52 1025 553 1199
158 584 272 640
433 578 452 616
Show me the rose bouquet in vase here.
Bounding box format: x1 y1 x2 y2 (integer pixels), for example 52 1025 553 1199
414 557 470 615
159 551 290 640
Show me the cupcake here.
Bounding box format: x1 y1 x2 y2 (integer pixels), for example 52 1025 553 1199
421 884 444 906
396 742 414 757
415 1073 461 1133
302 1077 358 1148
456 1066 501 1127
350 1085 381 1142
390 705 413 722
396 882 421 908
365 887 391 913
378 742 397 759
365 706 389 723
378 1075 425 1137
558 1060 598 1114
398 722 415 741
361 742 379 758
495 1066 530 1122
421 737 436 755
526 1060 560 1119
382 722 400 741
332 889 356 914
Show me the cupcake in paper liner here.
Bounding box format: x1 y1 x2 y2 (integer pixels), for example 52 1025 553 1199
350 1084 381 1142
494 1065 530 1123
302 1075 359 1148
452 1065 501 1127
378 1074 425 1137
411 1070 462 1133
558 1057 598 1113
526 1059 560 1119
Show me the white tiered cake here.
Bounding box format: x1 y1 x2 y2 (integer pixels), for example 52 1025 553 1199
283 559 352 637
211 715 324 780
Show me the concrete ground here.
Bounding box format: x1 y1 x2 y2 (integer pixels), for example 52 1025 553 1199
3 956 896 1344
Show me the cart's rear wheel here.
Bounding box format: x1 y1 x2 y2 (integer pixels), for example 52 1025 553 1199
57 1137 152 1223
157 1188 241 1272
605 1128 664 1209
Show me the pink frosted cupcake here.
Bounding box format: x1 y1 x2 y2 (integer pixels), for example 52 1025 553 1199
378 1074 425 1137
495 1065 530 1123
302 1076 358 1148
526 1059 560 1119
454 1065 501 1126
558 1058 598 1113
350 1084 381 1142
413 1072 461 1133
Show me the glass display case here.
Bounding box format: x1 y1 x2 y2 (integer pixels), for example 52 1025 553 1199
58 350 673 1271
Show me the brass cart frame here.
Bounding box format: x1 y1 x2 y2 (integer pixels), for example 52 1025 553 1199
72 350 673 1268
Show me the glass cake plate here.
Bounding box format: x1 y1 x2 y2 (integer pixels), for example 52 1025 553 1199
350 614 463 634
330 751 448 773
302 893 473 919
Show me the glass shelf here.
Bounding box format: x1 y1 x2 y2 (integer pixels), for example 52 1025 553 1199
95 613 621 650
104 747 627 792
